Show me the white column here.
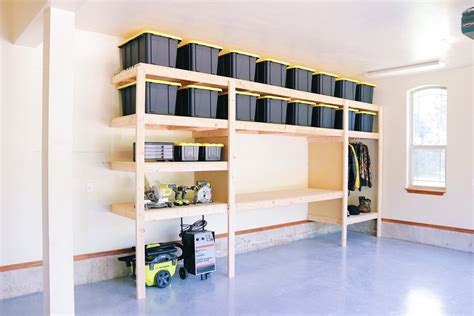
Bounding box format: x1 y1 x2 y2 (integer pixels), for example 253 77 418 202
42 6 75 315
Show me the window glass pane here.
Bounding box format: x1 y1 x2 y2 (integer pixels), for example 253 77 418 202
412 147 445 188
412 88 447 145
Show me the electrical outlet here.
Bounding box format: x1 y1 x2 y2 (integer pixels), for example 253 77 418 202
86 183 94 193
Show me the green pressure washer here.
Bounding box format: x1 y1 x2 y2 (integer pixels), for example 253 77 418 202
118 242 183 288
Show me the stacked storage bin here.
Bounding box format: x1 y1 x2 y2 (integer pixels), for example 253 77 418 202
177 40 223 74
118 30 182 69
119 79 181 116
218 50 259 81
174 143 201 161
356 82 376 104
355 111 376 132
286 100 315 126
217 91 260 121
286 66 314 92
335 78 358 100
255 58 289 87
199 144 224 161
311 104 338 128
176 85 222 118
312 71 338 96
335 108 358 130
256 96 290 124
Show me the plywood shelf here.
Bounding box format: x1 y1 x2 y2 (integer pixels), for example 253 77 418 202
110 114 227 131
110 202 228 222
346 212 378 224
112 64 380 110
348 130 379 140
109 161 228 173
236 188 343 211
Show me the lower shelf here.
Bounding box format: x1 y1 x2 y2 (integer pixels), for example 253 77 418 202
110 202 228 222
236 188 343 211
346 212 378 224
308 212 378 225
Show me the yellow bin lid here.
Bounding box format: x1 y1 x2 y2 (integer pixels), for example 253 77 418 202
358 81 377 87
219 50 260 58
118 30 182 47
313 71 339 77
118 79 182 90
315 103 339 109
201 143 224 147
335 77 359 83
257 95 291 101
256 58 290 66
177 40 223 50
220 91 260 97
288 99 316 106
358 111 377 115
287 65 315 72
178 84 222 92
177 143 202 146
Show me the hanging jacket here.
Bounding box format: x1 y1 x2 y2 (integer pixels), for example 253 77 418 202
353 142 372 189
348 144 360 191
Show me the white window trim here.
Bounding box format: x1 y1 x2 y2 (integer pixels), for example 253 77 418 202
406 85 447 191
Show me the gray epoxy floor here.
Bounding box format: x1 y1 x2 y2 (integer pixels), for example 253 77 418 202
1 232 473 315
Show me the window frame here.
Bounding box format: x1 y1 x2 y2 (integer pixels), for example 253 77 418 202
406 85 447 193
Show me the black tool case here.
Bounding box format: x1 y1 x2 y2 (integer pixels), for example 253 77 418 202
312 71 338 96
286 100 315 126
118 31 182 70
356 82 376 104
174 143 201 161
177 40 223 74
217 91 260 121
335 78 358 100
176 85 222 118
199 144 224 161
255 58 289 87
286 66 314 92
311 104 338 128
217 50 259 81
119 79 181 116
256 96 290 124
133 142 174 162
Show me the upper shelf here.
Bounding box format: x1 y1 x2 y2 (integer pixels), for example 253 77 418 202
112 63 380 112
348 130 380 140
109 161 228 173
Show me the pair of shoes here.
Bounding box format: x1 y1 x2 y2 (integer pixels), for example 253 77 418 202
347 205 360 216
358 196 372 213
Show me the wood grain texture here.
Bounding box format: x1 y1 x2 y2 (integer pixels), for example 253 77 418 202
405 188 445 196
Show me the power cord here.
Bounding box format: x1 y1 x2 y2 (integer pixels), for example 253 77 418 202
179 219 207 237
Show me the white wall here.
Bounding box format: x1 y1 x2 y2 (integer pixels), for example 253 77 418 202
373 66 474 230
0 29 309 266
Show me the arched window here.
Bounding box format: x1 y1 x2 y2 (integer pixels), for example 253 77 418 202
407 86 447 189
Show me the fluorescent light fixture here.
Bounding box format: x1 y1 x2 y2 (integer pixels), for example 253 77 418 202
366 60 446 78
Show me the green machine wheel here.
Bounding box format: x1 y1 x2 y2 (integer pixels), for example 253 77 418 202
155 270 171 288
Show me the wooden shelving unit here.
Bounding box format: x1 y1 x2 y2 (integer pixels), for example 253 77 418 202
109 63 383 299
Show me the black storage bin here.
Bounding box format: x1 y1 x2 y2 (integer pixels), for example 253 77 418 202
286 100 315 126
335 108 358 130
286 66 314 92
217 50 259 81
199 144 224 161
119 79 181 116
176 85 222 118
356 82 376 104
133 142 174 162
174 143 200 161
177 40 223 74
355 111 376 132
311 104 338 128
217 91 260 121
255 58 289 87
118 31 182 70
335 78 358 100
256 96 290 124
312 71 338 96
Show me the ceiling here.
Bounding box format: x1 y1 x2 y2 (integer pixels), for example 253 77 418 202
11 0 474 79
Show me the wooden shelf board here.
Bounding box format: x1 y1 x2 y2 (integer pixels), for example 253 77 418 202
110 114 227 130
109 161 228 173
348 131 380 140
112 64 381 109
236 188 343 211
235 121 344 138
111 202 227 221
346 212 378 225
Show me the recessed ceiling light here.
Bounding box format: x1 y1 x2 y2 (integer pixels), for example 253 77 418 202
365 60 446 78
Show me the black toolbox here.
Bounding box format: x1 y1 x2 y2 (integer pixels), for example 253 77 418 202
311 104 338 128
355 111 376 132
335 78 358 100
118 31 182 70
174 143 201 161
256 96 290 124
286 65 314 92
199 143 224 161
335 108 358 130
312 71 338 96
255 58 289 87
217 91 259 121
286 100 315 126
119 79 182 116
133 142 174 162
177 40 223 74
176 85 222 118
356 82 376 104
218 50 259 81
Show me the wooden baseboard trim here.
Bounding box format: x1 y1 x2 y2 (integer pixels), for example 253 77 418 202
0 220 314 273
405 188 445 196
382 218 473 234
